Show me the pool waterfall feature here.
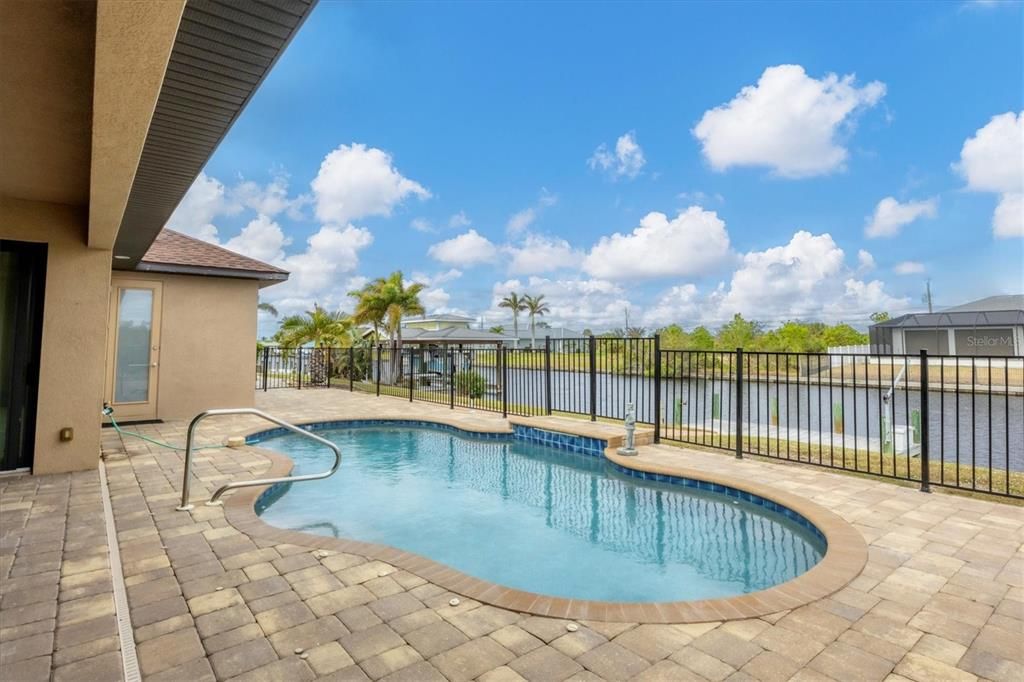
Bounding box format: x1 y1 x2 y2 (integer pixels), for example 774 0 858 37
238 418 851 614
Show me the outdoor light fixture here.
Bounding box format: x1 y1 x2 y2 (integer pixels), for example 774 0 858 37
113 255 131 260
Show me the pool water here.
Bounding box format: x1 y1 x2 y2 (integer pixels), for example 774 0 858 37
256 426 825 602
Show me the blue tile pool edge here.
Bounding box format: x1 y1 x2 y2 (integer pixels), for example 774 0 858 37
607 462 827 546
248 419 825 548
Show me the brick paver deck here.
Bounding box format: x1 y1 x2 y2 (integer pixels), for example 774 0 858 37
2 388 1022 681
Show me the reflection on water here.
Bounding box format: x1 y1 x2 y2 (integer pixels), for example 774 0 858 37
259 427 824 602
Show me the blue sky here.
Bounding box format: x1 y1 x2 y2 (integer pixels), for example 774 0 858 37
166 0 1024 337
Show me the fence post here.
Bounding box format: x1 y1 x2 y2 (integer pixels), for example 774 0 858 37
375 345 381 397
409 346 415 403
501 345 508 418
326 349 332 388
262 347 269 391
448 344 455 409
919 349 931 493
653 335 662 444
297 349 303 390
544 336 552 415
735 347 744 459
588 336 597 422
349 347 354 392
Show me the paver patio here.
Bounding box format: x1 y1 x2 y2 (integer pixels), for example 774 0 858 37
2 388 1022 681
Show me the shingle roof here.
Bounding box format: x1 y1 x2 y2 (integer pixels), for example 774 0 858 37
137 229 288 281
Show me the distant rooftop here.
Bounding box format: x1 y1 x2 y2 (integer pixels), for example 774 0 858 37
872 294 1024 329
402 313 476 324
943 295 1024 313
137 229 288 284
402 327 514 344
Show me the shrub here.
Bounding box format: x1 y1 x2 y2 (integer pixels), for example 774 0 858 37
454 370 487 399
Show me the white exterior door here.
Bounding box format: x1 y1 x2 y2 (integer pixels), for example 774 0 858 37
105 280 162 421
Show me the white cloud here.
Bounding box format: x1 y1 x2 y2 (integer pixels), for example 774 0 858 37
707 230 908 323
312 143 430 225
583 207 732 280
419 287 452 312
864 196 938 238
507 188 559 236
643 285 701 327
893 260 926 275
448 211 471 229
224 214 291 263
166 171 239 241
489 277 633 329
588 131 646 180
507 208 536 235
248 224 374 319
505 234 583 275
170 172 312 244
410 217 435 233
857 249 876 272
678 190 725 205
993 192 1023 237
232 174 300 218
427 229 498 266
693 64 885 178
955 111 1023 238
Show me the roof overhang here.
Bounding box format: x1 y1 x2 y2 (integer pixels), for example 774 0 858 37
110 0 317 267
135 260 289 286
88 0 186 251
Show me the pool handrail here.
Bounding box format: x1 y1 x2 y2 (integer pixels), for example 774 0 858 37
176 408 341 511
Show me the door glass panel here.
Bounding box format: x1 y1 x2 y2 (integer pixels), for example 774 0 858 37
115 289 153 403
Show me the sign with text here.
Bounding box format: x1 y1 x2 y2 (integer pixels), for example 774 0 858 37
954 328 1016 357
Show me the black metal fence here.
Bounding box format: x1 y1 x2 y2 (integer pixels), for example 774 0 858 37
256 340 1023 499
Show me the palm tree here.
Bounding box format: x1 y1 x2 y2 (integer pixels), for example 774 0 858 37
273 304 353 385
257 301 278 317
274 304 352 348
489 325 505 334
498 292 527 346
523 294 550 349
352 271 424 383
349 281 388 340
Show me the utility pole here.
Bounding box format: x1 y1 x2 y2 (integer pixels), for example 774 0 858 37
923 279 933 313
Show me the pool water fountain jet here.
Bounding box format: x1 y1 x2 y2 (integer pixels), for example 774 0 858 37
617 403 638 456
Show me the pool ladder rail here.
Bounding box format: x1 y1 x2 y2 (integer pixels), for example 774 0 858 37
176 408 341 511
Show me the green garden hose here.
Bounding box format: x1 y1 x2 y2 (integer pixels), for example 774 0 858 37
103 405 227 451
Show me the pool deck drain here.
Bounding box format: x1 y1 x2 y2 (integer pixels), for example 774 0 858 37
2 388 1022 682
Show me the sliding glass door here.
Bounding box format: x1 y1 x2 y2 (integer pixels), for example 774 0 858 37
0 240 47 472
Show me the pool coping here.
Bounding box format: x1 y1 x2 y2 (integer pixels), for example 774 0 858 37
219 415 868 623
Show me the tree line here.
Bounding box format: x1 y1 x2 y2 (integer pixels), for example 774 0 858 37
652 314 869 353
259 271 876 355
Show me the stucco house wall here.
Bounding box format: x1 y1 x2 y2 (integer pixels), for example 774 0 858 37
1 197 112 475
110 271 259 421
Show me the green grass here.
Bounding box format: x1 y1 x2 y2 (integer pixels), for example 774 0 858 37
660 429 1024 502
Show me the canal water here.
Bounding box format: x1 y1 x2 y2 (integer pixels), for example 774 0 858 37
371 357 1023 474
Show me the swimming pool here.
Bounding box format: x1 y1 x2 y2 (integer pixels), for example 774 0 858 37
254 423 826 603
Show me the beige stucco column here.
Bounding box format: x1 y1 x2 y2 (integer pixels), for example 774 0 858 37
88 0 185 251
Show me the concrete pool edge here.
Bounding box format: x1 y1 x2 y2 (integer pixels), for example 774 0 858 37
221 415 868 624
